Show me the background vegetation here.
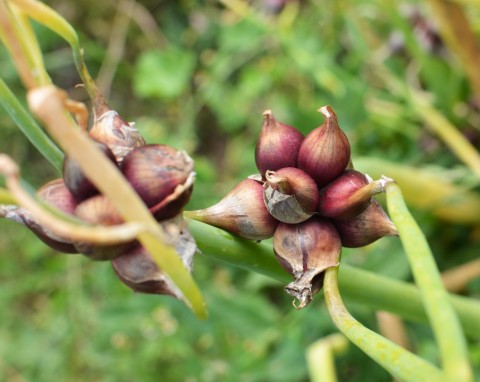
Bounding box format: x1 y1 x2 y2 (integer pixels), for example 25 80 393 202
0 0 479 380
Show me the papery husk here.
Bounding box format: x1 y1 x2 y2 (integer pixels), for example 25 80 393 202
273 217 341 308
263 167 319 224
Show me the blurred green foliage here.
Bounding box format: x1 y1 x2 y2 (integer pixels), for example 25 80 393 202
1 0 480 381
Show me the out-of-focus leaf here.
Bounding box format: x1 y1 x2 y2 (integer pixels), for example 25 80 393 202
133 48 196 100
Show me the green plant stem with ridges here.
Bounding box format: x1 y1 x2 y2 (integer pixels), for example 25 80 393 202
324 266 446 382
0 77 63 171
187 218 480 338
386 181 473 382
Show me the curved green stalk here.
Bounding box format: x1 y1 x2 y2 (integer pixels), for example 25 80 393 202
11 0 98 100
0 0 50 88
187 219 480 338
12 0 79 47
0 77 63 171
324 266 446 382
386 181 473 382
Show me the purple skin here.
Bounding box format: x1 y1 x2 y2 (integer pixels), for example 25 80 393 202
63 142 117 202
318 169 370 220
255 110 304 178
121 144 193 209
269 167 320 212
297 106 351 187
333 199 398 248
190 178 279 240
29 179 78 253
112 245 177 296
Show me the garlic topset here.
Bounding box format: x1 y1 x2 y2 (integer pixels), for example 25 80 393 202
189 105 397 308
11 97 396 309
13 99 198 300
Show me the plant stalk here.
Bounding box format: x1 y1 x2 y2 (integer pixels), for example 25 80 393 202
385 180 473 382
0 77 63 171
324 266 446 382
187 218 480 338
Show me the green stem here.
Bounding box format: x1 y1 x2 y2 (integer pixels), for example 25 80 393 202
324 266 446 382
306 333 348 382
0 77 63 171
0 188 17 204
187 219 480 338
386 181 473 382
0 0 50 88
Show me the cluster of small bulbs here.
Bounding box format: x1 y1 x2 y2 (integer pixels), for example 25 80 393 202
8 97 396 308
14 103 196 300
189 105 397 308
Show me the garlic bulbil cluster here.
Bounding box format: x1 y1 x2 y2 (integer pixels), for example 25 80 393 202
7 101 196 299
188 105 397 308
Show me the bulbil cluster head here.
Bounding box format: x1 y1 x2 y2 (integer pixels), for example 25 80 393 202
19 105 196 298
188 105 397 307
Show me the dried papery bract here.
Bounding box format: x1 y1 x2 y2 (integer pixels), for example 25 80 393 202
255 110 304 178
88 91 145 162
298 105 351 187
263 167 319 224
273 217 341 308
334 199 398 248
318 170 386 220
63 142 117 202
112 216 196 299
185 179 278 240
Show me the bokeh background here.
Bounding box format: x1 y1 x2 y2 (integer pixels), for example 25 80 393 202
1 0 480 380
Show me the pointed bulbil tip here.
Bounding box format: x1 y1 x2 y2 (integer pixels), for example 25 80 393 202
317 105 336 119
262 110 275 125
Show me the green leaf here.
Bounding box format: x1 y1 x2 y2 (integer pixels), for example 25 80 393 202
133 48 196 101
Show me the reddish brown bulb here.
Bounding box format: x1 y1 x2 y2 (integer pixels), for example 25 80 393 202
63 141 117 202
333 199 398 248
26 179 78 253
255 110 304 178
121 144 194 219
112 216 196 299
112 246 175 295
273 217 341 308
185 178 278 240
263 167 319 224
297 105 351 187
73 195 135 260
318 170 384 220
